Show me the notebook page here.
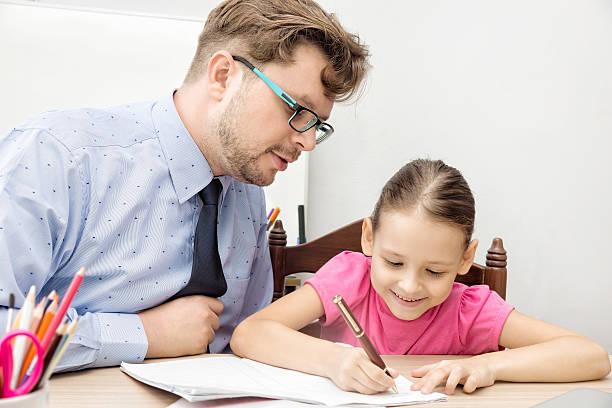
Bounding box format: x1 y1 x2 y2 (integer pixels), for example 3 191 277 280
122 358 316 403
240 359 446 406
121 357 446 406
167 396 326 407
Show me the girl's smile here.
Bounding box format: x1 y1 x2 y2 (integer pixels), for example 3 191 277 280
389 289 427 307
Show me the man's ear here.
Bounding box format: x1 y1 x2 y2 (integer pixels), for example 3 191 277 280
361 218 374 256
207 51 239 102
457 239 478 276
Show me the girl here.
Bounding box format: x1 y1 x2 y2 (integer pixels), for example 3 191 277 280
231 159 610 395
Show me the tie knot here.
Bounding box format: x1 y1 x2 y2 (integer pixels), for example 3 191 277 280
200 179 221 205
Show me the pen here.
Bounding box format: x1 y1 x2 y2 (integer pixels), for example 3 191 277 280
333 295 398 393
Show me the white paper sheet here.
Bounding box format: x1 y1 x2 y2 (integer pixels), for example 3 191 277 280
167 396 331 407
121 356 446 407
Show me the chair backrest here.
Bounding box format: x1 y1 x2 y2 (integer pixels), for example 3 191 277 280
268 218 507 301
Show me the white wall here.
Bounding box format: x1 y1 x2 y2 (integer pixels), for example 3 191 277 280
310 0 612 351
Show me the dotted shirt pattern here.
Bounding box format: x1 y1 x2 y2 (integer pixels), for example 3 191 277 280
0 91 273 371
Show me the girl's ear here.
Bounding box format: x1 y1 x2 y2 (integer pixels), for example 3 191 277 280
457 239 478 276
361 218 374 256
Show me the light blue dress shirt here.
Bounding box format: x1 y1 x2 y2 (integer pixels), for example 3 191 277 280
0 91 273 371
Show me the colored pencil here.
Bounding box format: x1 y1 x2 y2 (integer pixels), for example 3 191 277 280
47 290 57 301
18 298 57 383
11 285 36 388
37 298 58 340
33 322 67 389
39 268 85 356
35 296 46 310
41 318 78 383
28 303 44 335
266 207 280 231
41 291 57 315
11 307 22 330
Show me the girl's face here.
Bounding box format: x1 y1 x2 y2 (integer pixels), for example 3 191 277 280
361 208 478 321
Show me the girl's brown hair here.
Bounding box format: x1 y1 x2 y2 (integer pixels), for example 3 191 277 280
184 0 370 102
372 159 475 245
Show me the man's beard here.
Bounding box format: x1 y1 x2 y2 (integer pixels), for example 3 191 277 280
216 91 299 186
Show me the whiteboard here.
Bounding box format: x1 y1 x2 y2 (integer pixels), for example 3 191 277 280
0 1 307 243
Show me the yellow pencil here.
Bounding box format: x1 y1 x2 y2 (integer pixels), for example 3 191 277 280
11 308 22 330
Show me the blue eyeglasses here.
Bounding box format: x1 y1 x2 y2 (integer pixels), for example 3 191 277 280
232 56 334 144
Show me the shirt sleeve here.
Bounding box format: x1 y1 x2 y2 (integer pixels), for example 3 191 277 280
54 309 148 372
305 251 371 327
0 127 149 371
459 285 515 354
0 128 84 295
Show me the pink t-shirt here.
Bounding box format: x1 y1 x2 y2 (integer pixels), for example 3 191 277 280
306 251 514 355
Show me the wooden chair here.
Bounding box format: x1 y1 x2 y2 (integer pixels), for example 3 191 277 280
268 218 507 301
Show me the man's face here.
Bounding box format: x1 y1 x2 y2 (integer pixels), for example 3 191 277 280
214 44 334 186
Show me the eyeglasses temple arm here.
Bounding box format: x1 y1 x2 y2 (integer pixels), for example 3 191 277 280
232 56 298 109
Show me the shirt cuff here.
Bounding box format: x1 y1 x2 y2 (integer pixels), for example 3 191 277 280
95 313 148 367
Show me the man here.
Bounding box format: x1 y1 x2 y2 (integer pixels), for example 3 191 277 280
0 0 369 371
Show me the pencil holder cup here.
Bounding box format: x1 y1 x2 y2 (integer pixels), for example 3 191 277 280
0 382 49 408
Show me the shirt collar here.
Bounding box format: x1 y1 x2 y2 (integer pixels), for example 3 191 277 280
152 90 230 204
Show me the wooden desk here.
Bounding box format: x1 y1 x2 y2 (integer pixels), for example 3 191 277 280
49 355 612 407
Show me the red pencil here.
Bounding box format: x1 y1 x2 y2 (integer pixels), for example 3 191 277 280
39 268 85 356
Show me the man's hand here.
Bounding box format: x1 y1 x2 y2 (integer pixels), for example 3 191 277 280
139 295 224 358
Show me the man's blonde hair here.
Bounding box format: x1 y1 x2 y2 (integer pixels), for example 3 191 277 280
184 0 370 102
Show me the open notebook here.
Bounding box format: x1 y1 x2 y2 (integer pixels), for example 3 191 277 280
121 356 446 406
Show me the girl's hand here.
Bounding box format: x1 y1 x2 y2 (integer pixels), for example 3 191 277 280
410 357 496 395
328 346 399 394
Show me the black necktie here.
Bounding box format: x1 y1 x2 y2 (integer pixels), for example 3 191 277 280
171 179 227 299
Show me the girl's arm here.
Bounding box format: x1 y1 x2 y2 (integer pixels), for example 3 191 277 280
411 310 611 394
487 310 610 382
230 284 397 394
